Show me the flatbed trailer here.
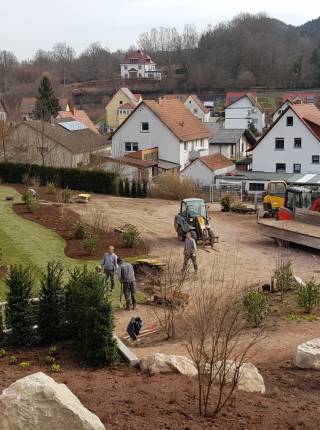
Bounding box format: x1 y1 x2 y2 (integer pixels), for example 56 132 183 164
257 208 320 250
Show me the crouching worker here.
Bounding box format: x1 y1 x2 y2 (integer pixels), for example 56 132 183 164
117 258 136 310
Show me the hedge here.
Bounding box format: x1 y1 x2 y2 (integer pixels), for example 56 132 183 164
0 162 118 195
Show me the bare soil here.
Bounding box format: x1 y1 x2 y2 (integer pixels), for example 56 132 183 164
12 202 148 260
0 344 319 430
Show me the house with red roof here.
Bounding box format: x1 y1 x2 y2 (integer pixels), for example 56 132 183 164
282 92 317 105
111 99 211 171
19 97 72 121
253 104 320 174
120 50 161 80
162 94 210 122
225 93 265 134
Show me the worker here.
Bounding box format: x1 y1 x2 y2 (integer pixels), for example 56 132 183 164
117 258 136 310
101 246 118 290
182 231 198 273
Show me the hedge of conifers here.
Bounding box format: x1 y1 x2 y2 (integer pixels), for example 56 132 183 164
0 162 118 195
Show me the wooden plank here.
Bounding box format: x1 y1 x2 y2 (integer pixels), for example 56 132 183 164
257 223 320 250
258 218 320 238
294 208 320 226
114 334 139 367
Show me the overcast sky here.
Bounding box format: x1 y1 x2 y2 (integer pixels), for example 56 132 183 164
1 0 318 60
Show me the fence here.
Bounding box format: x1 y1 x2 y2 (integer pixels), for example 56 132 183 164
209 182 244 203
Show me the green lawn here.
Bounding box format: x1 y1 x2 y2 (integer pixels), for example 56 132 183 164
0 186 145 306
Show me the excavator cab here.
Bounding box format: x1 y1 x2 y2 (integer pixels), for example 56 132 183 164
263 181 287 215
278 187 312 220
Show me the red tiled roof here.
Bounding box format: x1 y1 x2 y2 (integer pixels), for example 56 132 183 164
282 92 317 104
58 108 98 134
225 92 257 106
163 94 208 113
123 50 153 64
198 153 234 171
143 99 211 142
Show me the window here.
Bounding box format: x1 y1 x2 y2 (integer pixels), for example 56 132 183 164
275 138 284 150
312 155 320 164
184 142 187 152
293 163 301 173
276 163 286 173
141 122 149 132
200 140 204 148
138 65 141 69
294 138 302 148
249 183 265 191
119 100 123 105
306 95 315 104
193 108 198 114
286 116 293 126
124 66 127 70
125 142 138 152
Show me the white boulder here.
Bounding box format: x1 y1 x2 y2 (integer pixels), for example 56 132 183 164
212 360 265 394
0 372 105 430
294 338 320 370
139 353 198 377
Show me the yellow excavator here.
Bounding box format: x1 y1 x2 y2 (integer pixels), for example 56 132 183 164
263 180 287 216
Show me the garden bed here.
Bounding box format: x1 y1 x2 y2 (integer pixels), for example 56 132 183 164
13 203 148 260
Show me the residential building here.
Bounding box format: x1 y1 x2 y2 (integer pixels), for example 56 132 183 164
111 99 211 170
282 92 318 105
162 94 210 122
252 104 320 174
100 148 158 181
105 88 142 131
272 99 293 123
120 50 161 80
0 98 7 122
181 153 235 186
8 118 108 168
57 106 98 134
225 92 257 106
205 123 256 160
19 97 71 121
225 93 265 134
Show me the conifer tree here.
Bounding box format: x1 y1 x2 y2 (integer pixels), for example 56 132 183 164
35 75 60 120
131 179 137 198
6 265 34 346
124 178 130 197
118 179 124 196
38 261 65 344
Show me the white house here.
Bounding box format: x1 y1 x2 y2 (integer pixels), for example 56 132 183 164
252 104 320 174
120 50 161 80
111 99 211 170
225 94 265 134
0 98 7 122
163 94 210 122
181 153 235 186
272 99 293 123
205 124 256 160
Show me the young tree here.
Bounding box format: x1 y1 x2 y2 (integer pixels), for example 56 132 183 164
52 42 75 89
35 74 60 121
38 261 65 344
0 120 12 162
65 266 118 366
6 265 34 346
0 50 17 93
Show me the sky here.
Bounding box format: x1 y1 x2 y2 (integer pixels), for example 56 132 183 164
0 0 318 60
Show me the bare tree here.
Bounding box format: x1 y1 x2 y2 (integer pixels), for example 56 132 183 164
0 120 12 161
0 50 17 93
51 42 75 89
184 261 263 417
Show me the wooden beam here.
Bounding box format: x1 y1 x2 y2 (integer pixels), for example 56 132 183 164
114 334 139 367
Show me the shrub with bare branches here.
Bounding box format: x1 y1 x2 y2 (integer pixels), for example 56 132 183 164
150 172 199 200
184 261 263 417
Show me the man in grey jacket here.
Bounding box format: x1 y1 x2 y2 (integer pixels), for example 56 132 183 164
117 258 136 310
101 246 118 290
182 231 198 273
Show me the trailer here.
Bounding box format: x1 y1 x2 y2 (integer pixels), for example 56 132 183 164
257 208 320 250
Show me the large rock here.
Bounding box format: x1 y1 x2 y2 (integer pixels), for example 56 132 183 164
294 338 320 369
139 353 198 377
0 372 105 430
212 360 265 394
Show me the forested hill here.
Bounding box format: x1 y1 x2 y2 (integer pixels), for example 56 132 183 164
299 17 320 37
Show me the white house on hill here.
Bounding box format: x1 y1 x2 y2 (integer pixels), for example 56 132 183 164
120 50 161 80
225 94 265 134
111 99 211 170
253 104 320 174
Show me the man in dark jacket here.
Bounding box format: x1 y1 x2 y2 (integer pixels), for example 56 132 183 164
117 258 136 310
182 231 198 273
